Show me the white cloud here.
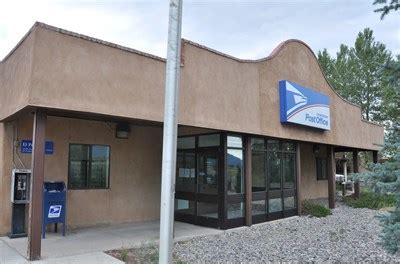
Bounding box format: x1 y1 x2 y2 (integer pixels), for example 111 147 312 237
0 0 398 61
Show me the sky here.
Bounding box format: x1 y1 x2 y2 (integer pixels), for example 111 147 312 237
0 0 399 61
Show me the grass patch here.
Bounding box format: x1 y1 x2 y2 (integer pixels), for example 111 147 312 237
302 200 332 217
107 244 185 264
343 191 396 209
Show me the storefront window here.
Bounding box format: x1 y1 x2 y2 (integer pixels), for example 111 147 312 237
177 136 195 149
283 153 296 189
175 199 195 215
197 202 218 218
227 148 243 194
269 198 282 213
227 202 245 219
252 151 266 192
268 152 281 190
251 138 265 150
267 139 280 151
176 151 196 192
198 134 220 147
284 196 296 210
282 142 296 152
198 152 218 194
69 144 110 189
227 135 243 148
252 200 266 215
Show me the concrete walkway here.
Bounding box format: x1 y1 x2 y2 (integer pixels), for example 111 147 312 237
0 221 222 263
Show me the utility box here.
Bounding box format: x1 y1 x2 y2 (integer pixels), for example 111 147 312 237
42 181 66 238
8 169 31 238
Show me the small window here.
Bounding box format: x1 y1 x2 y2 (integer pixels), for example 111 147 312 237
227 135 242 148
69 144 110 189
316 158 328 180
177 137 195 149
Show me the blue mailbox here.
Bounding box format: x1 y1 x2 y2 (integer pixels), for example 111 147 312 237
42 181 66 238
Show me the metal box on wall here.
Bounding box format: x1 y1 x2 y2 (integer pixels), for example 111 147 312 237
11 169 31 203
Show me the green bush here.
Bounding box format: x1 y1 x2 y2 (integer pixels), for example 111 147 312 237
302 200 332 217
344 191 396 209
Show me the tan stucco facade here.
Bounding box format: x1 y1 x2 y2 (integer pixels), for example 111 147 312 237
0 23 383 150
0 116 163 235
0 22 384 234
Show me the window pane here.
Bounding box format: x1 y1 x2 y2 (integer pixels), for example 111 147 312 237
198 152 218 194
251 138 265 150
175 199 195 215
284 196 296 210
268 152 281 190
176 151 196 192
69 145 89 189
69 160 88 189
70 144 89 161
252 152 266 192
227 149 243 194
267 139 280 151
177 137 195 149
198 134 220 147
228 202 245 219
283 153 296 189
282 142 296 152
197 202 218 218
252 200 266 215
269 198 282 213
89 145 110 188
227 135 242 148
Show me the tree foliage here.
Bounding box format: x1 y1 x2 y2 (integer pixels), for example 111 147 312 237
318 28 392 122
373 0 400 19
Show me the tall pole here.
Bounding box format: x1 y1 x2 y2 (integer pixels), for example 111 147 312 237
159 1 183 263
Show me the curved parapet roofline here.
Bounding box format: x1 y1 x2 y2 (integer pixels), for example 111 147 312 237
183 38 383 128
0 22 383 128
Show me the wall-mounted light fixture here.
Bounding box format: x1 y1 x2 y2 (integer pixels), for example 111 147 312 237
116 123 130 139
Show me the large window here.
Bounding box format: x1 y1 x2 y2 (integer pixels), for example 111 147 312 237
227 135 244 195
69 144 110 189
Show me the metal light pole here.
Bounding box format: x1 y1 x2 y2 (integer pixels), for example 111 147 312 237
159 0 183 263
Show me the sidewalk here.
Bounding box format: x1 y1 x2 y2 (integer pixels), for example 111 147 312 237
0 221 222 263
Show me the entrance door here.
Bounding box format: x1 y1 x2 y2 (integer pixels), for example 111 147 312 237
251 139 297 223
195 150 220 227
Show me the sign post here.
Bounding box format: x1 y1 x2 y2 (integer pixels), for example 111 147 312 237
159 1 183 264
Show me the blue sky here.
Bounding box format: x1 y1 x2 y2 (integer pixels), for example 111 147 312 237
0 0 399 60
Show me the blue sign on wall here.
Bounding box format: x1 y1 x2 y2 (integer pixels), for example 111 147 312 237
21 140 54 154
279 80 330 130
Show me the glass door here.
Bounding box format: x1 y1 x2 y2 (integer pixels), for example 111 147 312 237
195 150 220 227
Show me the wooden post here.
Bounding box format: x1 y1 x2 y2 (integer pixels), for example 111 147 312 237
27 109 47 260
353 150 360 198
296 143 301 215
245 137 252 227
327 146 335 209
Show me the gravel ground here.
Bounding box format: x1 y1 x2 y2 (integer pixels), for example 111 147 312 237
173 203 400 263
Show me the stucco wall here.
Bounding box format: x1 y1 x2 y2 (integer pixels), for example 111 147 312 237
0 29 35 120
0 24 383 151
299 143 329 200
0 122 13 235
0 115 162 235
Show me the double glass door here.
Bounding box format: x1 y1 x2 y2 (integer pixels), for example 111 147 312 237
251 139 297 223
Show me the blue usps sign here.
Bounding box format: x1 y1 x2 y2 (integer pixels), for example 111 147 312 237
280 80 330 130
21 140 54 154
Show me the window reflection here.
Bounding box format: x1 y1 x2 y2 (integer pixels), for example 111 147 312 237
227 149 243 194
198 152 218 194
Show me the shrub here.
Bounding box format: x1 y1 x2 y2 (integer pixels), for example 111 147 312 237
302 200 332 217
344 191 396 209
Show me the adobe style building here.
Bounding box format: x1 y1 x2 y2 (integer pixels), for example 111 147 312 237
0 22 383 243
